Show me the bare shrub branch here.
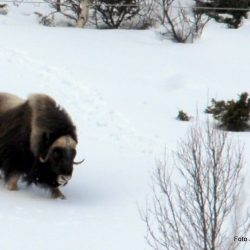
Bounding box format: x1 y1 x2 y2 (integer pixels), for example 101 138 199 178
92 0 140 29
41 0 92 27
142 121 250 250
153 0 209 42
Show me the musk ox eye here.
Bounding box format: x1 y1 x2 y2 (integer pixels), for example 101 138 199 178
52 148 62 161
71 149 76 159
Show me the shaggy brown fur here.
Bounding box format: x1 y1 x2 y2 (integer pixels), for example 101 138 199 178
0 93 23 113
0 93 79 199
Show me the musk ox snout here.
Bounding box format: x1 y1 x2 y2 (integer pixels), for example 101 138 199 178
57 161 74 177
57 175 72 186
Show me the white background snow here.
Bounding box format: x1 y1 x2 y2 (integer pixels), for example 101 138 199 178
0 4 250 250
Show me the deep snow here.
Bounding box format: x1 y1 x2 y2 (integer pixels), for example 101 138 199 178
0 4 250 250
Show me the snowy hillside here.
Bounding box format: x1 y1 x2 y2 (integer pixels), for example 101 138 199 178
1 4 250 250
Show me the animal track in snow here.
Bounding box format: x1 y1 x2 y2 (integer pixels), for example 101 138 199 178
0 46 162 155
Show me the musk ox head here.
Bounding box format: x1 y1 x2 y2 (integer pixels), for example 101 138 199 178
38 135 84 186
26 94 84 188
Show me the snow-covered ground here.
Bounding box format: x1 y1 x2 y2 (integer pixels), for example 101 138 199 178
1 4 250 250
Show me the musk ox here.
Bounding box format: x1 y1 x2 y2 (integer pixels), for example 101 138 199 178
0 93 83 199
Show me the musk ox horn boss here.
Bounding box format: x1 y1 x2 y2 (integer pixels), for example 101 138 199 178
0 93 83 199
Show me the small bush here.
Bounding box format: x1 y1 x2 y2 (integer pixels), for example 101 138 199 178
195 0 250 28
206 92 250 131
35 12 55 27
93 0 140 29
177 110 190 121
142 121 250 250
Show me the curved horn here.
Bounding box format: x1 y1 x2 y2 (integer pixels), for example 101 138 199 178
39 155 49 163
73 159 85 165
39 153 50 163
38 135 75 163
39 147 53 163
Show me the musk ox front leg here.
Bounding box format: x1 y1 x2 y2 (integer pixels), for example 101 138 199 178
50 187 66 199
6 174 20 191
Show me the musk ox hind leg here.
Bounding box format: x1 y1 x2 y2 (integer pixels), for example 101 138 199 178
50 187 66 199
6 174 20 191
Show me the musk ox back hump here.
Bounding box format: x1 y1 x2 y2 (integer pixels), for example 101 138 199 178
0 93 24 114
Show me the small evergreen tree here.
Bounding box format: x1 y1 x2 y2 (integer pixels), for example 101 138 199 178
195 0 250 28
177 110 190 121
206 92 250 131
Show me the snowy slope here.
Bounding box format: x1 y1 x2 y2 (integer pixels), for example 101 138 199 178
0 4 250 250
